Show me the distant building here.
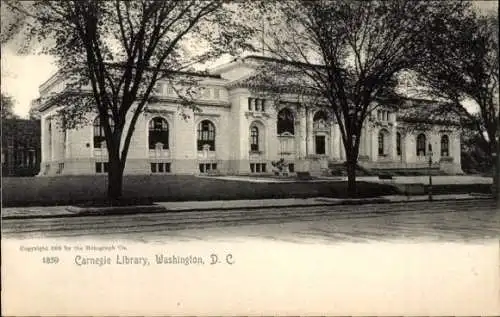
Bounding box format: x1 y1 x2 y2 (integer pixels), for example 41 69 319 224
2 119 41 176
34 55 463 176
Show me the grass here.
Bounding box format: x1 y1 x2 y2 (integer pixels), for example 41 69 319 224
2 175 399 207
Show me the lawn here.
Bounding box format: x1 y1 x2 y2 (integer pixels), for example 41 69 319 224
2 175 399 207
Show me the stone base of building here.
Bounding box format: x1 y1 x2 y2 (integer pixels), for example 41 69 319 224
38 157 464 177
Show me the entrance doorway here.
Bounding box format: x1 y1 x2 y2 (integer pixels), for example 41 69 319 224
315 135 326 155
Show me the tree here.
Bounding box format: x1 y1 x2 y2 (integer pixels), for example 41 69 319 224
5 0 257 200
1 93 19 119
256 0 471 196
416 12 499 199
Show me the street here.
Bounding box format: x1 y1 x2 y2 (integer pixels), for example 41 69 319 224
3 199 499 242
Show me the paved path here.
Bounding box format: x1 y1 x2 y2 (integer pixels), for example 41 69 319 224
1 194 489 219
201 175 493 184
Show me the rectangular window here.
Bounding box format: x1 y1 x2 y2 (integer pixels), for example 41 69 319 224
262 163 267 173
315 135 326 155
211 163 217 171
57 163 64 174
158 162 164 173
288 163 295 173
261 101 265 112
199 164 204 173
250 163 255 173
95 162 102 173
248 98 252 111
165 163 171 173
151 163 157 173
256 163 261 173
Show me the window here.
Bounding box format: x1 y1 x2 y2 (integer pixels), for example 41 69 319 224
95 162 108 174
197 120 216 151
250 163 267 173
149 117 169 150
57 162 64 174
313 111 328 130
315 135 326 154
93 117 114 149
250 126 259 151
441 135 449 156
396 132 402 156
151 162 171 173
288 163 295 173
167 86 175 95
199 163 217 173
255 99 260 111
417 134 426 156
277 108 294 135
248 98 266 112
378 131 385 156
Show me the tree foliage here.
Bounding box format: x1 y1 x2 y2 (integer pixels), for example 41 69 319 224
1 93 19 119
256 0 472 195
4 0 258 199
416 12 499 155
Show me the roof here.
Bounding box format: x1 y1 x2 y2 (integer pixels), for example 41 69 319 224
396 98 462 126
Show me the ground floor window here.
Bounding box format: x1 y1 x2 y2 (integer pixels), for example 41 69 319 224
95 162 109 173
250 163 267 173
199 163 217 173
56 162 64 174
151 162 171 173
288 163 295 173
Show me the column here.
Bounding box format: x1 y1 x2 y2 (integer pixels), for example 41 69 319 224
40 117 47 163
329 123 335 159
306 109 314 156
390 125 397 160
298 107 307 159
402 133 412 164
453 131 461 167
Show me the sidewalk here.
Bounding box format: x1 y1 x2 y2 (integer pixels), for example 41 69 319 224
1 193 492 220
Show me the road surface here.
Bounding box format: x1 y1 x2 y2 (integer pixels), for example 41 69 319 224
3 199 499 243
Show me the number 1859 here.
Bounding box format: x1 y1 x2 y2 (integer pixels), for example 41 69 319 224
43 256 59 264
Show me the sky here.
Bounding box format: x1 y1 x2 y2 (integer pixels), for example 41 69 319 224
1 0 498 118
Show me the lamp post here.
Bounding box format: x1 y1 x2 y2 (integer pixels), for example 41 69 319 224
428 143 433 202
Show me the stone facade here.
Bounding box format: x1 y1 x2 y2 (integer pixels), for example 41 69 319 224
36 56 463 176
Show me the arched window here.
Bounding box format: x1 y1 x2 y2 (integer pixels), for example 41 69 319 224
250 126 259 152
396 132 402 156
93 116 115 149
277 108 294 135
441 135 449 156
416 133 426 156
197 120 216 151
378 131 385 156
313 111 328 130
148 117 169 150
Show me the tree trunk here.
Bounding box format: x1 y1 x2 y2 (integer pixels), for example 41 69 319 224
346 159 357 197
107 142 124 201
107 160 124 201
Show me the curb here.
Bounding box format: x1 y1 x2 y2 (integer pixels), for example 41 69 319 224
66 204 167 215
2 196 494 221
